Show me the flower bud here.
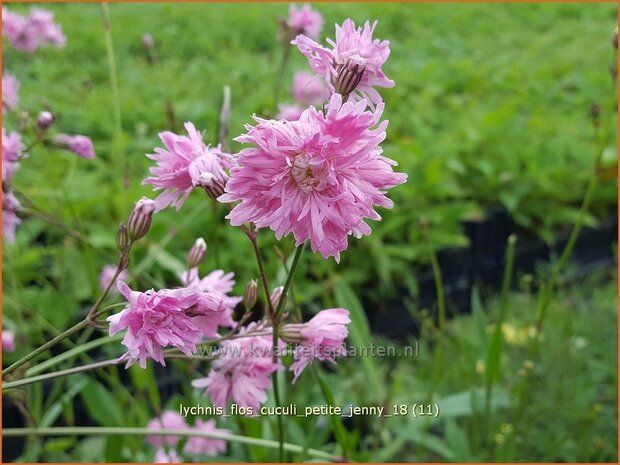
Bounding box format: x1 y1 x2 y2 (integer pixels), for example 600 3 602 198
116 222 130 252
187 237 207 268
270 285 285 310
37 111 54 130
142 33 154 49
53 134 96 159
279 323 304 344
198 171 228 200
613 26 618 50
334 56 366 100
127 197 156 241
243 279 258 310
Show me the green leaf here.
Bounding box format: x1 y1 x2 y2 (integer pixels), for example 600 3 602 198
333 278 385 402
437 387 509 418
79 379 124 426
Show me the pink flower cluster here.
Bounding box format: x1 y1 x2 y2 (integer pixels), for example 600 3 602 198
286 4 323 40
192 323 283 411
146 410 230 462
143 122 235 212
288 308 351 382
293 19 393 105
178 268 242 338
277 72 327 121
2 6 66 53
108 282 204 368
2 128 26 244
221 93 406 261
99 265 130 294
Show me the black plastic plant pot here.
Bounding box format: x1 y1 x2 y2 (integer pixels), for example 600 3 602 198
3 396 25 462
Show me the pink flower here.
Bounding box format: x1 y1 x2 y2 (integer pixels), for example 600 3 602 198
292 19 393 105
2 128 24 182
179 268 241 338
287 308 350 382
2 73 19 112
276 103 304 121
54 134 96 159
107 281 203 368
183 419 230 456
2 7 65 52
154 449 181 463
286 4 323 40
28 8 66 48
99 264 129 294
2 330 15 352
143 122 235 212
192 324 282 410
221 94 407 262
292 71 326 106
146 410 188 448
2 190 21 244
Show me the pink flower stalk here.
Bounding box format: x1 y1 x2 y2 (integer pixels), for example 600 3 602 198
192 324 283 410
287 308 350 382
54 134 96 159
2 73 19 113
276 103 304 121
143 122 235 212
154 449 181 463
2 128 24 182
2 7 65 53
107 281 203 368
99 264 129 294
221 94 407 262
146 410 188 447
286 4 323 40
2 190 21 244
2 330 15 352
292 71 326 106
179 268 241 338
292 19 393 105
183 419 230 456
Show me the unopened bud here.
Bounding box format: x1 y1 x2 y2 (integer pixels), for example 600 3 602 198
187 237 207 268
613 26 618 50
142 33 154 49
116 222 130 252
198 171 228 200
37 111 54 130
280 323 304 344
243 279 258 310
270 285 285 310
334 56 366 100
127 197 156 241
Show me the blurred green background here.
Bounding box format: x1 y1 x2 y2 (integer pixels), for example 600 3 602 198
3 2 617 462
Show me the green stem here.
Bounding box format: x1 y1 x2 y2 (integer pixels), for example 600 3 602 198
485 234 517 414
101 2 126 188
4 358 121 390
25 335 120 377
3 427 340 461
3 319 90 377
271 244 304 462
246 229 276 319
428 247 446 331
273 243 305 323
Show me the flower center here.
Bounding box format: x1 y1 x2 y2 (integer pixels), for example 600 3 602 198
291 154 316 193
